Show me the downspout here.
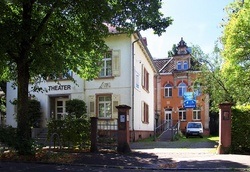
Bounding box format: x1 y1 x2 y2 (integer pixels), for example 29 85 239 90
132 38 139 142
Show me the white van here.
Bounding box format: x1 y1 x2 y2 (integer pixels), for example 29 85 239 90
185 122 203 138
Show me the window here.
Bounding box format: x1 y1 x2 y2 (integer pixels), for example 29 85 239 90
194 83 201 96
142 66 149 91
89 94 120 119
179 108 186 121
177 61 189 70
99 51 112 77
178 82 187 97
177 61 182 70
142 101 149 123
99 50 121 78
183 61 188 70
193 108 201 120
98 95 112 118
164 83 172 97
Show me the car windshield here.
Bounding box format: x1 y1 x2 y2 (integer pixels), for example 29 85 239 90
188 123 201 128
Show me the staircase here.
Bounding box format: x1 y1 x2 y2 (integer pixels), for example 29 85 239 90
32 128 49 146
158 129 172 141
156 120 180 141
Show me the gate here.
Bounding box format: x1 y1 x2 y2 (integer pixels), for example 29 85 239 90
97 119 118 150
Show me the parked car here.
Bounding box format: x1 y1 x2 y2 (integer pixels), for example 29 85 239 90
185 122 203 138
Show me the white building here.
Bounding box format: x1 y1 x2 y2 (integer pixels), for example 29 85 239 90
6 31 158 141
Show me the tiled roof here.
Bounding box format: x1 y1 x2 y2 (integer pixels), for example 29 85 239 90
153 58 175 73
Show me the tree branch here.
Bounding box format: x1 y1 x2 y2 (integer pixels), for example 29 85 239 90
30 0 60 45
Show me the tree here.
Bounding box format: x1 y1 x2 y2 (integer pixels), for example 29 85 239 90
167 44 177 57
0 1 172 154
190 43 233 112
221 0 250 104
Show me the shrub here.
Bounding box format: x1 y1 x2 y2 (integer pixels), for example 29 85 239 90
47 117 90 149
231 105 250 154
66 99 87 118
28 99 42 128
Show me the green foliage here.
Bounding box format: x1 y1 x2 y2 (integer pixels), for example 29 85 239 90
13 99 42 128
0 0 172 155
220 0 250 104
0 126 36 155
28 99 42 128
0 126 17 148
167 44 177 57
47 117 90 149
231 106 250 154
66 99 87 118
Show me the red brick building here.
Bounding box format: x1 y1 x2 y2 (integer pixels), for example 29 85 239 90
154 38 210 135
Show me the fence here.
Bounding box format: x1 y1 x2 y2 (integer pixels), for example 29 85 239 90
97 119 118 150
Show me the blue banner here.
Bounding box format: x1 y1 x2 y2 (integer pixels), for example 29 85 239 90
183 92 196 108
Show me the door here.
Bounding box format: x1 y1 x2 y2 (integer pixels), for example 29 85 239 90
55 98 69 120
165 110 172 129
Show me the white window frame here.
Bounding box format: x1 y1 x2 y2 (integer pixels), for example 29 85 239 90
193 108 201 120
178 82 187 97
177 61 182 70
99 52 112 77
179 108 186 121
183 61 188 70
164 83 173 97
98 95 112 118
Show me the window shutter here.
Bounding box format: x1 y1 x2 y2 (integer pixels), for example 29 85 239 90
112 50 120 76
141 64 144 87
141 101 145 122
112 94 120 119
88 95 95 116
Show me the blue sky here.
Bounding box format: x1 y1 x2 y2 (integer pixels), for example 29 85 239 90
141 0 234 59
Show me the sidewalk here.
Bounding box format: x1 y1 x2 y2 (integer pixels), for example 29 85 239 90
0 140 249 171
129 141 250 170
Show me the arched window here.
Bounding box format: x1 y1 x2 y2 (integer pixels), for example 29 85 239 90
194 82 201 96
183 61 188 70
177 61 182 70
164 83 173 97
178 82 187 97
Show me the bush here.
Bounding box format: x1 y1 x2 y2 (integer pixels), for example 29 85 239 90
28 99 42 128
66 99 87 118
47 117 90 149
0 126 17 148
231 106 250 154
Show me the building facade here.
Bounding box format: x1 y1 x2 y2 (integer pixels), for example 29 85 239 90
154 38 210 135
6 31 158 141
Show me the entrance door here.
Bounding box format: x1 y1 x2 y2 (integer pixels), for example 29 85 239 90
165 110 172 129
55 98 69 120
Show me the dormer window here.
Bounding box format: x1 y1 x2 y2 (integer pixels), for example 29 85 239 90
176 61 189 70
183 61 188 70
177 61 182 70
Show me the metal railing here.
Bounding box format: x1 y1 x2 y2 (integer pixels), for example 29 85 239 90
154 120 180 141
97 119 118 150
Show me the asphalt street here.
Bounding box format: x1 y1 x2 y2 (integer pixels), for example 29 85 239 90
0 139 249 171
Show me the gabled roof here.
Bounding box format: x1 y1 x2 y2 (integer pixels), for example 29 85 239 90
153 58 175 73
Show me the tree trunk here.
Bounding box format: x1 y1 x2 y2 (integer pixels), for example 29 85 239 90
16 60 32 155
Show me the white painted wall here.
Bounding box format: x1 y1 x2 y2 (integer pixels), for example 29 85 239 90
6 33 156 134
132 38 155 132
6 74 84 127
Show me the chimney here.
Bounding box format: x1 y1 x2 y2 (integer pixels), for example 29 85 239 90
142 37 147 46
